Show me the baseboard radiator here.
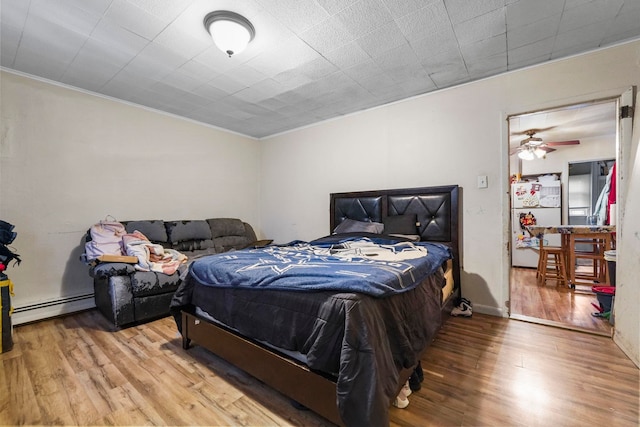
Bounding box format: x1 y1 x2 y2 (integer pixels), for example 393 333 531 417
11 293 95 326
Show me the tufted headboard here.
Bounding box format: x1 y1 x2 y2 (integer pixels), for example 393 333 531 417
330 185 461 290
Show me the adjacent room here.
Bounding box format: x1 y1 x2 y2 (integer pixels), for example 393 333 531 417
1 1 639 426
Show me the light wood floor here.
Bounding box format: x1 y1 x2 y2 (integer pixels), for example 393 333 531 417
1 309 637 426
510 266 613 336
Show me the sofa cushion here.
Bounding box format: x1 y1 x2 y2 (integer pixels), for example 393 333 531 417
172 239 215 252
214 236 253 252
165 220 213 243
207 218 246 238
125 220 168 243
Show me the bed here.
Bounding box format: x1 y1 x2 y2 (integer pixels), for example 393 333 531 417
170 185 461 426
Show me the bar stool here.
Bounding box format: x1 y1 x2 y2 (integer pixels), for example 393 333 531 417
573 237 607 283
537 246 568 286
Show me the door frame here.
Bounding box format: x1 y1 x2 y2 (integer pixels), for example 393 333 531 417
503 92 630 333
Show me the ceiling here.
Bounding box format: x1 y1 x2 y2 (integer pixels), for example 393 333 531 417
1 0 639 139
508 99 618 154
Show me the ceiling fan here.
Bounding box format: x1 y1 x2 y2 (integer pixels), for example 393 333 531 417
510 130 580 160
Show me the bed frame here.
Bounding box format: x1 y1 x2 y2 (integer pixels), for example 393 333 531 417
181 185 461 426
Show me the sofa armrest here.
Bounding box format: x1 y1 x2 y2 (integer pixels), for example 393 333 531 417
90 262 136 278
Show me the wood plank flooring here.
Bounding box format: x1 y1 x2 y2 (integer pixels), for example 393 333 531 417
1 309 638 426
510 266 613 335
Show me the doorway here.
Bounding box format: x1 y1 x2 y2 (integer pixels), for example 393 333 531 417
507 99 617 336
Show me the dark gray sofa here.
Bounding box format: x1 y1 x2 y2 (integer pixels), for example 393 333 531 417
88 218 258 328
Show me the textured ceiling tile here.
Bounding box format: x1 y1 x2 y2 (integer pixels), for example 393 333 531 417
552 24 610 58
20 14 86 63
225 65 269 87
125 0 191 22
507 36 554 66
105 0 166 40
161 71 202 93
137 42 189 73
177 92 214 109
271 68 314 91
560 0 623 33
397 74 437 93
395 1 451 42
255 96 289 112
506 0 564 29
342 58 385 81
30 0 101 36
175 60 219 82
249 78 287 99
61 41 127 89
1 0 31 28
354 71 397 94
258 0 329 34
190 82 229 100
324 41 372 69
466 52 508 76
459 34 506 61
294 57 339 80
145 82 191 103
429 66 469 87
506 15 561 49
154 25 211 60
357 21 408 57
76 37 137 70
13 48 69 81
246 36 322 76
62 0 112 15
90 19 150 54
101 69 158 96
316 0 361 15
453 8 506 45
207 75 248 95
373 43 421 74
420 48 465 74
385 62 430 84
60 67 114 91
410 29 460 61
193 47 239 75
444 0 505 24
335 0 394 38
382 0 440 19
603 6 640 43
0 22 21 66
299 17 354 55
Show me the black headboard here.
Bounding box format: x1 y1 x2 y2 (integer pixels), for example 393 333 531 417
330 185 461 289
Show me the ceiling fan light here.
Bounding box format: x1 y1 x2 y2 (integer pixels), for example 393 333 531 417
518 149 535 160
534 148 546 158
204 11 255 57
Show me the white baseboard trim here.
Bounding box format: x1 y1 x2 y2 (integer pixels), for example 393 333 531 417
11 293 95 326
471 304 505 317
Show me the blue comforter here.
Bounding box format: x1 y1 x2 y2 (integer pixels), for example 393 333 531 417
189 236 452 297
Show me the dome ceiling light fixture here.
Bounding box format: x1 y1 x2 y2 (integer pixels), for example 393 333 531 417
204 11 255 58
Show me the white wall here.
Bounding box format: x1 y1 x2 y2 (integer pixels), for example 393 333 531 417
261 41 640 366
0 71 261 323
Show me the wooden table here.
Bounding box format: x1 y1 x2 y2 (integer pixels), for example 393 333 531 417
525 225 616 288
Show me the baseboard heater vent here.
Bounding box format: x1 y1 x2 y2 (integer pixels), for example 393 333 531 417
12 293 96 325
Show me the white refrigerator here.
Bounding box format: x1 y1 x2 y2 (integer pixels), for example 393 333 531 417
511 180 562 268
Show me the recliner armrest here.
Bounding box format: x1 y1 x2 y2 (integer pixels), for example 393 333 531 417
90 262 137 278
